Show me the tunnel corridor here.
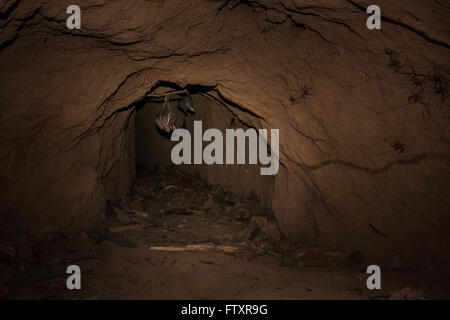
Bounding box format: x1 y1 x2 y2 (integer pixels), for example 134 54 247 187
1 0 449 303
1 93 448 300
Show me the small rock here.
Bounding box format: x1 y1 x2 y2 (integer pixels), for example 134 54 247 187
237 208 250 220
113 208 134 224
240 222 260 241
252 216 281 241
202 195 221 212
132 210 149 218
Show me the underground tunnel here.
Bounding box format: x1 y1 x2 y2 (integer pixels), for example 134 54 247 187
0 0 449 301
135 83 275 200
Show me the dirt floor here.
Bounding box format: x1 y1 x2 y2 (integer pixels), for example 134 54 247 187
1 165 448 300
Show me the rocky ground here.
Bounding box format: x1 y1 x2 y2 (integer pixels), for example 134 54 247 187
0 165 446 299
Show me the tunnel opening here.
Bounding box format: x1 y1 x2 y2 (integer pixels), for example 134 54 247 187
134 82 275 208
99 80 282 258
113 81 280 252
91 83 294 298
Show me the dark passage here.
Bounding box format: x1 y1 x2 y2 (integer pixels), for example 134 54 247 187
1 0 449 302
2 93 447 298
135 91 274 207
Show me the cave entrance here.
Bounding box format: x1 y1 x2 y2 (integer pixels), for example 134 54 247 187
134 83 274 208
102 82 279 267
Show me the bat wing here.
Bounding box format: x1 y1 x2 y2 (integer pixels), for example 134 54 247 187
178 95 195 114
178 96 187 114
185 95 195 113
155 96 176 132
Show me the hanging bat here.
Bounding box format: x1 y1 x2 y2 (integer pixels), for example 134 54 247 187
155 95 176 133
178 94 195 114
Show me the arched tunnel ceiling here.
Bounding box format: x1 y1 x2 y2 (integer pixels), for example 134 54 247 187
0 0 449 269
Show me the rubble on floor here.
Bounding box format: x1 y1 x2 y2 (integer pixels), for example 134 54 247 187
0 165 438 299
